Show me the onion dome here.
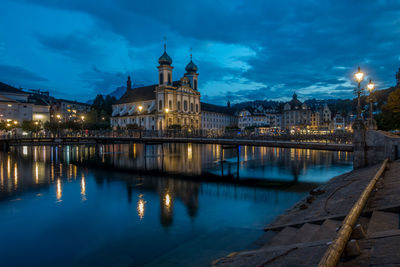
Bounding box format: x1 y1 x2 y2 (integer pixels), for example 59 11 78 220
185 59 198 73
158 44 172 66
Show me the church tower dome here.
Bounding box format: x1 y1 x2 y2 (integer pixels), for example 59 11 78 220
184 51 199 90
185 58 198 73
158 44 172 66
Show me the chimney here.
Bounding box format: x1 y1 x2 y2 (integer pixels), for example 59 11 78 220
127 76 132 91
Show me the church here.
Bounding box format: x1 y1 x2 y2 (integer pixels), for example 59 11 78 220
111 45 201 130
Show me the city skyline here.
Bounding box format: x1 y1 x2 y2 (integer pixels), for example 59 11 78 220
1 1 400 105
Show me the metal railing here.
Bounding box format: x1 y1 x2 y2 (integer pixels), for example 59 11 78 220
318 158 389 267
0 130 353 144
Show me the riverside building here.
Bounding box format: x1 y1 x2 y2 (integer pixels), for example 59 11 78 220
111 45 201 130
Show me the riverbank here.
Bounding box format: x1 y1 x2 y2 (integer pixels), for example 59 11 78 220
214 159 400 266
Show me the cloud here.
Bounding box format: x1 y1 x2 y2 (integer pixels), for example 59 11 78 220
0 63 47 87
5 0 400 102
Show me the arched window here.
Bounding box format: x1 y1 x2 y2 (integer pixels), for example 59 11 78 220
169 100 172 109
168 73 171 85
184 100 188 111
159 73 164 84
177 101 181 111
195 104 199 113
159 100 163 111
190 103 194 112
194 80 197 90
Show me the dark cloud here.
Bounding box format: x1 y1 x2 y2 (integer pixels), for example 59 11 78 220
0 63 47 87
7 0 400 102
35 32 101 61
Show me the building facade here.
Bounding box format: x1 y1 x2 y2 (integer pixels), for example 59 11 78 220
238 106 281 130
201 102 237 131
112 47 201 130
282 93 312 131
50 99 91 122
0 82 50 124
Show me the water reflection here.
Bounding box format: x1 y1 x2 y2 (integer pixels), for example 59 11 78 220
0 144 353 266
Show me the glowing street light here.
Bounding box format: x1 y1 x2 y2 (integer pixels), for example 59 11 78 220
165 108 169 128
354 67 365 121
355 67 364 83
138 105 143 138
367 80 377 129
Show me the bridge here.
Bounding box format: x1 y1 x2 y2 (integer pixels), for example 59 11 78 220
0 130 354 152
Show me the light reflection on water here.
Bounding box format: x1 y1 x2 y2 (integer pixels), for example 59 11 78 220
0 144 352 266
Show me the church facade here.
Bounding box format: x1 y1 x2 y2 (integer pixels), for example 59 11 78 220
111 46 201 130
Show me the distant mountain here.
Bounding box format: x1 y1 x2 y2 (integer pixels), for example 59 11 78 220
108 86 127 99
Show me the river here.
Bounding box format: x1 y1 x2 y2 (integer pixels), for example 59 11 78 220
0 144 352 266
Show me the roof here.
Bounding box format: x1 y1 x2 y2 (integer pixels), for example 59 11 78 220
116 81 184 105
0 82 27 94
56 98 91 106
201 102 235 115
116 84 157 104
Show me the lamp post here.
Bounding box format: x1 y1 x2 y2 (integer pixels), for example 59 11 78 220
165 108 169 137
138 105 143 138
354 67 364 121
367 80 377 129
56 114 61 137
81 115 85 136
165 108 169 128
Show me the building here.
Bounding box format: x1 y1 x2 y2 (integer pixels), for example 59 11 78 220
201 102 237 131
332 113 345 131
50 99 91 122
0 82 50 124
111 46 201 130
282 93 311 131
238 106 281 130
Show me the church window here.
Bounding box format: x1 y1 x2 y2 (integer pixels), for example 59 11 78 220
159 100 163 111
169 100 172 110
168 73 171 85
194 80 197 90
184 100 188 111
159 73 164 84
190 103 194 112
196 104 199 113
177 101 181 111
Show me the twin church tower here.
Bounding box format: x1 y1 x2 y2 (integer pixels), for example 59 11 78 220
112 44 202 131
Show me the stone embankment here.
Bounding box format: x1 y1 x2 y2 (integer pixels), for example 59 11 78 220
213 159 400 266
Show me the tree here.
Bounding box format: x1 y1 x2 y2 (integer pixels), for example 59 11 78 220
377 87 400 130
21 120 41 132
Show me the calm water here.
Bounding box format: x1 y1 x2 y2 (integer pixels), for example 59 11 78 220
0 144 352 266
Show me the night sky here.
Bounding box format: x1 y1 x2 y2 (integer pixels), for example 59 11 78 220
1 0 400 104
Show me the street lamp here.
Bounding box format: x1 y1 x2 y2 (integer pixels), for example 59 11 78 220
367 80 377 129
354 66 364 121
81 115 85 135
165 108 169 129
138 105 143 138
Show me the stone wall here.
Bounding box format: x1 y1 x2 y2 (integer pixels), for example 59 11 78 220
366 130 400 165
353 129 400 169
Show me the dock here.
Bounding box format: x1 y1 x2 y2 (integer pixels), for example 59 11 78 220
213 159 400 266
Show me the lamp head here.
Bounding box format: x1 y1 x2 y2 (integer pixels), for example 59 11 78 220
355 66 364 83
367 79 375 91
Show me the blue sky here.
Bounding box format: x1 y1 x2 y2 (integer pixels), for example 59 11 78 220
1 0 400 104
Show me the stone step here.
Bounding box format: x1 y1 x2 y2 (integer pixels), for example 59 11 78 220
265 226 299 247
295 223 321 243
367 210 399 235
311 219 341 241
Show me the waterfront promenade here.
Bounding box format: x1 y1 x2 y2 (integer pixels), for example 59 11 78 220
213 159 400 266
